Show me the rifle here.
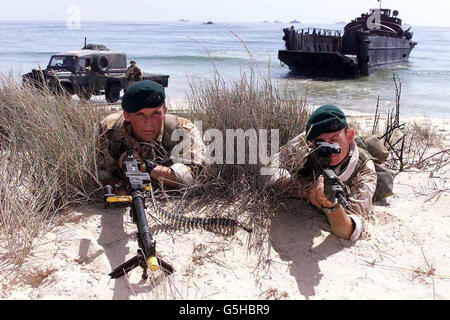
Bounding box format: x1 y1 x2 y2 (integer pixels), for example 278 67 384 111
104 149 174 280
302 140 351 210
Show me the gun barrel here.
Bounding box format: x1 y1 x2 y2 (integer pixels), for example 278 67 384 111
105 148 175 279
131 190 158 269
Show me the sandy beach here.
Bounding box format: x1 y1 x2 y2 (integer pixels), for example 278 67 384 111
1 107 449 300
1 0 450 303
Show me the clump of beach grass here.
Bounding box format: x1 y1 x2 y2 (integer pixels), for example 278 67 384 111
372 74 450 173
185 66 309 189
177 64 311 255
0 74 106 264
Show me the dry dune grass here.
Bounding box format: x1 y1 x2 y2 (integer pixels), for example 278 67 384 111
185 67 310 192
369 75 450 173
0 66 310 272
177 67 311 253
0 75 106 264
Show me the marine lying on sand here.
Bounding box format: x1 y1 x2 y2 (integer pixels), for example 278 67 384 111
269 104 380 242
97 80 382 242
97 80 207 193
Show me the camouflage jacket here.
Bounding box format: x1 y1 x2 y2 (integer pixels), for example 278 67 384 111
97 111 207 187
269 133 378 241
125 65 142 82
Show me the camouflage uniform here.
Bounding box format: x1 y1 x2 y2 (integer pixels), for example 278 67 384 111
125 64 143 86
97 111 207 187
269 133 378 241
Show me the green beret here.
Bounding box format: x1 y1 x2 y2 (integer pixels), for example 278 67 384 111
122 80 166 113
305 104 347 141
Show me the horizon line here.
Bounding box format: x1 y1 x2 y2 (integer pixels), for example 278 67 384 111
0 19 449 28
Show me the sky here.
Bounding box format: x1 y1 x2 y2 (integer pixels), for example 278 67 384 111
0 0 449 26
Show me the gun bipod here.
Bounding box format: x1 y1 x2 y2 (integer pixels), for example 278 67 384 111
108 249 174 280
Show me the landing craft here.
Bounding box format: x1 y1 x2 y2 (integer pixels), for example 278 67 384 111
278 7 417 79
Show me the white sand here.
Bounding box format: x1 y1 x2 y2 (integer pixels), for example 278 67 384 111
1 114 449 300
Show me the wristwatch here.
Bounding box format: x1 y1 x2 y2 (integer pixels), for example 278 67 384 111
321 204 339 215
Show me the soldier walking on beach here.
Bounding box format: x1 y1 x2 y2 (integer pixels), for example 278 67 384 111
125 59 142 87
97 80 207 193
269 105 387 242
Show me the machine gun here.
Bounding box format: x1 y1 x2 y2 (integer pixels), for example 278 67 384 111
104 150 174 280
302 140 350 210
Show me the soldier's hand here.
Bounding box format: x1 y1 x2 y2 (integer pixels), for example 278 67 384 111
300 175 335 209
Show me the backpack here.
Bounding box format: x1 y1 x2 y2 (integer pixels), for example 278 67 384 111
352 135 395 201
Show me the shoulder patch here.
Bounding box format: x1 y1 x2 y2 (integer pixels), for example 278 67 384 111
101 111 124 131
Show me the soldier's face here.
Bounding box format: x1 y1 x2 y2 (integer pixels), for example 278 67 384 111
313 128 355 166
124 104 167 142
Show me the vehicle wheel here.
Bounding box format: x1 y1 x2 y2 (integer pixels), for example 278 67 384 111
94 55 110 74
106 84 121 103
77 89 92 101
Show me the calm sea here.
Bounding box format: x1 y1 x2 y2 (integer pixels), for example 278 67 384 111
1 21 449 118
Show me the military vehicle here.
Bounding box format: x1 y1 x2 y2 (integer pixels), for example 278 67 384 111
22 41 169 103
278 7 417 78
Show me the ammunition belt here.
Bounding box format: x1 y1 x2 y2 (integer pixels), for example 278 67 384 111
148 201 253 235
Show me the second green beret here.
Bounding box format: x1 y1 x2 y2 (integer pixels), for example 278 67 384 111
305 104 347 141
122 80 166 113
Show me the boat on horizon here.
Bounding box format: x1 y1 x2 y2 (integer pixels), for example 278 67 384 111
278 8 417 78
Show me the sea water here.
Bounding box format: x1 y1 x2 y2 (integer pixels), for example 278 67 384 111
1 21 449 117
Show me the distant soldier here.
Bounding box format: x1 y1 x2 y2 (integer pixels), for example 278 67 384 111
125 59 143 87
